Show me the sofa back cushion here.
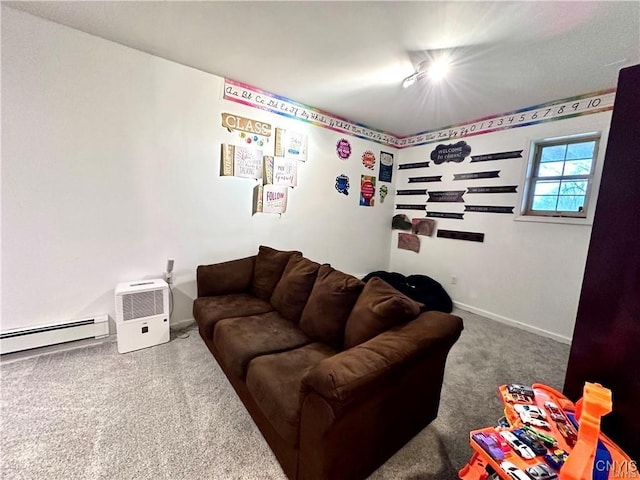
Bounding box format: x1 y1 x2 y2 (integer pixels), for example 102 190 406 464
252 246 301 301
343 277 423 349
270 255 321 323
299 265 364 349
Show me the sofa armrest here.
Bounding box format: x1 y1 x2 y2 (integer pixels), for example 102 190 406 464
196 255 256 297
301 311 463 411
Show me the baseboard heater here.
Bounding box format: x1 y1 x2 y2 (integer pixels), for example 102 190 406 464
0 315 109 355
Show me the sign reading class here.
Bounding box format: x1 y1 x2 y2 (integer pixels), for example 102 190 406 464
222 113 272 137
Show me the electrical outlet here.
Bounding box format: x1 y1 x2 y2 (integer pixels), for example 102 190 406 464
451 275 458 285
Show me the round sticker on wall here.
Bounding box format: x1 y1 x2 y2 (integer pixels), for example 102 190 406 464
335 174 350 195
362 151 376 170
336 139 351 160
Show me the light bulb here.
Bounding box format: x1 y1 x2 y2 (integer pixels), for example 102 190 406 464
428 58 450 81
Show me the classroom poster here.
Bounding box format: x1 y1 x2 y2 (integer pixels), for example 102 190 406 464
378 151 394 182
273 157 298 187
275 128 308 162
220 144 263 179
360 175 376 207
263 185 288 214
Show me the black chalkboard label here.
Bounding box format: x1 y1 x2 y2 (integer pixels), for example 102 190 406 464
426 212 464 220
431 141 471 165
466 186 518 194
464 205 514 214
453 170 500 181
399 161 430 170
437 229 485 242
397 189 428 195
427 190 465 202
470 150 523 162
396 204 427 210
408 175 442 183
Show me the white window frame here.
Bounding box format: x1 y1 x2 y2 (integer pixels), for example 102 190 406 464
516 132 603 225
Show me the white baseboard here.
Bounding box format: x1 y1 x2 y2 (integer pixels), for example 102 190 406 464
453 301 572 345
170 318 196 331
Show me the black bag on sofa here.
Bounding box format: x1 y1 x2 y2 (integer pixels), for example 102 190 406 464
362 271 453 314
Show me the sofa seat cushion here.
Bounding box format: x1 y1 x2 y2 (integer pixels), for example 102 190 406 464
343 277 424 349
270 255 321 323
214 311 311 379
193 294 273 340
299 264 364 349
246 343 337 445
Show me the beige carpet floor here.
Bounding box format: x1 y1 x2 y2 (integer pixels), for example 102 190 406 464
0 308 570 479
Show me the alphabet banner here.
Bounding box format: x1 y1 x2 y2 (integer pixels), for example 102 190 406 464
470 150 523 162
223 78 399 147
409 175 442 183
427 190 466 203
437 229 485 242
466 186 517 194
464 205 514 214
453 170 500 181
396 89 615 148
224 79 614 150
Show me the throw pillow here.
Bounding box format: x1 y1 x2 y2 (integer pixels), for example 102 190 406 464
299 265 365 349
251 246 301 301
343 277 423 349
270 255 321 323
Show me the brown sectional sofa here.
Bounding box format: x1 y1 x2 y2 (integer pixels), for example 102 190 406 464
193 246 463 480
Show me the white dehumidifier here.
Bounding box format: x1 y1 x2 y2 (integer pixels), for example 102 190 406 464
114 279 170 353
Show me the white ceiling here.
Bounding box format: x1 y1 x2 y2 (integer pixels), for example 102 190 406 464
5 1 640 136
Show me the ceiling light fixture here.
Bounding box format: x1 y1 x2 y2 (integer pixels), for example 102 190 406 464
402 54 452 88
402 73 420 89
428 57 451 81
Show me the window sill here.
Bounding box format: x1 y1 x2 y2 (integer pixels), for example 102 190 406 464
514 214 593 226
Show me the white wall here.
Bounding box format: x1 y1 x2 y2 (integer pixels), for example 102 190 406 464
2 7 612 344
390 112 611 342
1 7 395 331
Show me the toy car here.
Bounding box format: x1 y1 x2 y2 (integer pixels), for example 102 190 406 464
544 401 566 422
526 463 558 479
505 391 534 404
500 461 530 480
523 426 558 448
514 404 550 429
472 432 505 461
544 449 569 471
499 430 536 459
497 416 511 428
486 431 511 453
512 428 548 456
555 421 578 447
507 384 535 399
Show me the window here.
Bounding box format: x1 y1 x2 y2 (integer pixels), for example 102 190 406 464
522 134 600 218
